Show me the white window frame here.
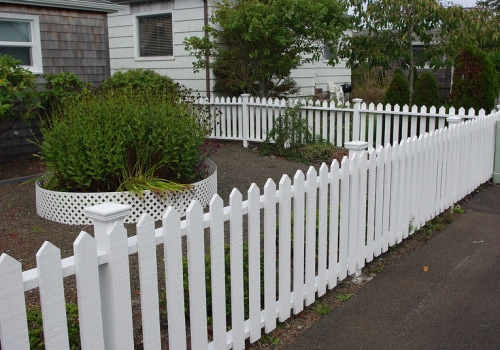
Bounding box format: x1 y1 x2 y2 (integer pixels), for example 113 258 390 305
0 12 43 74
134 10 174 61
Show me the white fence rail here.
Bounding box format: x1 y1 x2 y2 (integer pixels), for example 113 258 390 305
204 94 487 149
0 111 498 349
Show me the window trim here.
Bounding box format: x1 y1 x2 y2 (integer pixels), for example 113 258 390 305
134 10 174 61
0 12 43 74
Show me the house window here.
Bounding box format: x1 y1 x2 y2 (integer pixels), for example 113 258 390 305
137 13 173 58
0 13 43 73
324 40 338 61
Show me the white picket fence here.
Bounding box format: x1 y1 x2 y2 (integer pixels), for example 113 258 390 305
0 111 498 349
204 94 487 149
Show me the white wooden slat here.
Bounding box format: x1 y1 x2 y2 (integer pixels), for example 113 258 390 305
278 175 292 321
317 164 329 296
209 195 228 349
381 145 392 253
357 154 368 272
73 232 105 350
338 157 350 280
292 170 306 314
384 109 391 147
336 109 343 146
328 161 340 289
348 154 360 276
373 147 385 256
229 189 245 350
388 144 400 247
376 104 384 148
136 214 161 350
304 167 318 306
0 254 30 349
365 149 377 262
163 208 187 350
344 111 351 144
186 201 209 350
247 185 262 343
36 242 69 350
263 179 277 333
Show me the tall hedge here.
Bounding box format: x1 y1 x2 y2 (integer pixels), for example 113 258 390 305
413 71 441 108
450 46 499 112
383 69 410 106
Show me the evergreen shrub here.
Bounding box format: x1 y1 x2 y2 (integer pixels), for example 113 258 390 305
450 46 499 111
383 69 410 106
412 71 441 108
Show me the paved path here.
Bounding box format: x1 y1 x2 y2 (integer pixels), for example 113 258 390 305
288 184 500 350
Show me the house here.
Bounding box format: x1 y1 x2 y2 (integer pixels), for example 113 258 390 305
106 0 351 98
0 0 123 85
0 0 123 162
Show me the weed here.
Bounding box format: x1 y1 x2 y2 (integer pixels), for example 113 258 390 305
452 205 465 214
313 300 332 315
260 335 281 345
335 293 354 302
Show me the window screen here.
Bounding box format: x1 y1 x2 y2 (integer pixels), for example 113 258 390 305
138 13 173 57
0 20 33 65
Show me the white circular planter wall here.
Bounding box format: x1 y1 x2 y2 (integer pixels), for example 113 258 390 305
36 160 217 225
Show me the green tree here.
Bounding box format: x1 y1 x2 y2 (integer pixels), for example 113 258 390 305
412 71 441 107
450 46 498 112
383 69 410 106
184 0 349 98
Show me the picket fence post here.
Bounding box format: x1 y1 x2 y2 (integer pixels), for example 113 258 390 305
345 140 369 159
352 98 364 141
84 203 134 350
241 93 251 148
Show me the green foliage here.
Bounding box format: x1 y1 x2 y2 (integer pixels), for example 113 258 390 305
40 72 90 114
38 85 211 193
383 69 410 106
412 72 441 107
298 143 341 162
335 293 354 302
27 303 81 349
487 50 500 86
184 0 350 97
313 300 332 315
98 69 177 93
260 104 315 157
0 54 40 126
351 63 388 104
450 46 499 111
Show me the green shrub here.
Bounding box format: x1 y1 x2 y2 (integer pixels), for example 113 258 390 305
450 46 499 111
488 50 500 87
40 72 90 116
0 54 40 126
412 71 441 108
27 303 80 349
383 69 410 106
38 86 211 193
260 104 316 158
98 69 177 93
298 143 340 162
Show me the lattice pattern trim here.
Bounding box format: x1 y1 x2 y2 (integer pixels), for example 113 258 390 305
36 160 217 225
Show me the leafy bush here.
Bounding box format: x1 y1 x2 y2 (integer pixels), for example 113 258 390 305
27 303 80 349
0 54 40 126
298 143 340 162
450 46 499 111
40 72 90 115
383 69 410 106
98 69 177 93
260 104 316 158
412 71 441 107
38 85 211 193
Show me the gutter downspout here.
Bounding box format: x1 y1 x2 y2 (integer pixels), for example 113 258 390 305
203 0 211 98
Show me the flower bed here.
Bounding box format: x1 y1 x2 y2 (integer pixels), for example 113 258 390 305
36 160 217 225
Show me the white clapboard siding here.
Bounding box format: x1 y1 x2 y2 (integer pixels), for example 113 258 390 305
0 111 497 350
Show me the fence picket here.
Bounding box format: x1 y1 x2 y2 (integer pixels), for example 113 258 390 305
36 242 69 349
186 201 209 350
292 171 306 314
136 214 161 349
163 208 187 350
328 161 340 289
317 163 329 296
365 149 377 261
247 185 262 343
0 254 30 349
73 232 105 350
229 189 245 350
338 157 350 280
305 167 318 305
278 175 292 321
263 179 277 332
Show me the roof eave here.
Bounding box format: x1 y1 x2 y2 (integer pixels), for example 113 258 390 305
2 0 125 13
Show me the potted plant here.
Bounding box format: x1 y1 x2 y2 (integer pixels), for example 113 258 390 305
35 70 218 224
